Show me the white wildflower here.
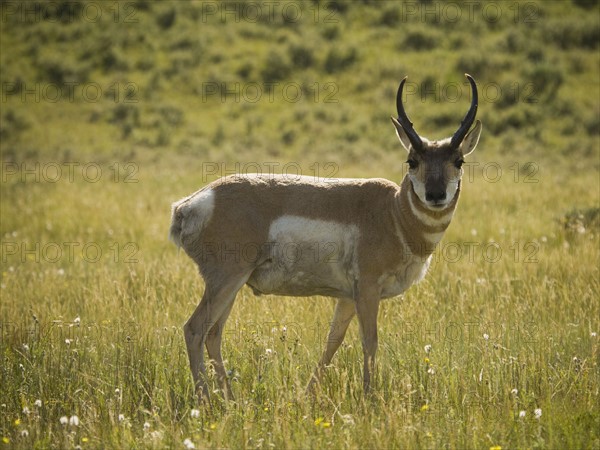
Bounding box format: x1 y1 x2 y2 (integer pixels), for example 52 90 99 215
118 414 125 422
511 388 518 395
22 343 29 352
534 408 542 419
340 414 355 426
143 422 151 431
34 400 42 408
65 339 72 346
20 429 29 438
22 406 30 415
190 409 200 418
483 333 489 341
519 410 526 418
73 316 80 325
150 430 162 440
265 348 273 355
183 438 195 449
59 416 68 425
424 344 432 354
591 332 597 337
69 415 79 426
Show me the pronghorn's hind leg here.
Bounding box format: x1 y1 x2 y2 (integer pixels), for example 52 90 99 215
205 300 235 401
183 271 250 404
307 298 356 392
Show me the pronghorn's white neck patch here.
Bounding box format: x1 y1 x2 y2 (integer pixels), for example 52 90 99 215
406 184 455 227
422 231 445 245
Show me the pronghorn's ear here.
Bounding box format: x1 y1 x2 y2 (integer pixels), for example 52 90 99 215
391 116 412 152
460 120 482 156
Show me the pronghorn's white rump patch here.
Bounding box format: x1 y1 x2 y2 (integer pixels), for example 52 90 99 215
406 183 455 227
247 216 360 297
169 188 215 248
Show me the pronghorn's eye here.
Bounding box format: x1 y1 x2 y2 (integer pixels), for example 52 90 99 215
407 159 419 170
454 158 464 169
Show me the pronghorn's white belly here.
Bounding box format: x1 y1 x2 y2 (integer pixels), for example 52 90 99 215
247 216 359 298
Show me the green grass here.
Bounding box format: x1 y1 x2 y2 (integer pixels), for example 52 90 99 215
1 1 599 448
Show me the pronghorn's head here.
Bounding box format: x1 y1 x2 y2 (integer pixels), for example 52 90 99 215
391 74 482 210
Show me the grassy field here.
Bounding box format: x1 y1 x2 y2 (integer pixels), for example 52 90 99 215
1 1 599 448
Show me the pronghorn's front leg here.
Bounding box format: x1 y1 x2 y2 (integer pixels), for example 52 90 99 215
307 298 356 392
355 284 380 392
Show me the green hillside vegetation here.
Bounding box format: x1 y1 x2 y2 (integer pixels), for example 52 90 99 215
1 1 599 448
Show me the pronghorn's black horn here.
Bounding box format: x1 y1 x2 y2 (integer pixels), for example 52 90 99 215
396 76 423 152
451 74 478 148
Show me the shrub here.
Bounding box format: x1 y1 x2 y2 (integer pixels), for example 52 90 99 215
236 62 254 80
326 1 349 14
324 46 358 73
100 47 130 72
455 50 512 79
525 64 563 101
157 106 184 127
379 6 401 27
289 43 315 69
40 1 85 23
0 110 31 141
572 0 597 9
402 29 440 51
561 208 600 236
109 104 140 138
157 7 176 29
38 55 88 84
321 24 340 41
584 112 600 136
543 17 599 49
260 51 292 82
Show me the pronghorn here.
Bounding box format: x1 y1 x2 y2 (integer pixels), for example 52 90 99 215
170 74 481 401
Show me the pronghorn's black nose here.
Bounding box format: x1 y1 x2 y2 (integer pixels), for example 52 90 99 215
426 190 446 203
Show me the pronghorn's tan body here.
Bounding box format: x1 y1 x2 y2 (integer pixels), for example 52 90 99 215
170 75 482 401
171 174 458 300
